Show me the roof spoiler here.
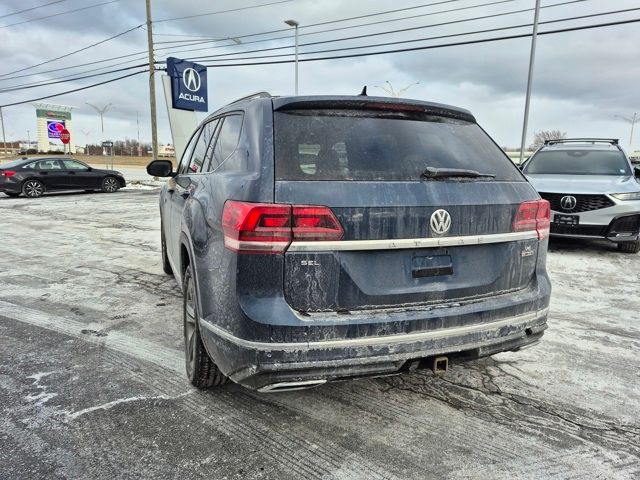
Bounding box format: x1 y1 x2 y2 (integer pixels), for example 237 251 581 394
228 91 272 105
544 138 619 146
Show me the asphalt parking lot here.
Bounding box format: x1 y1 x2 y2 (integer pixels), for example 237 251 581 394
1 189 639 479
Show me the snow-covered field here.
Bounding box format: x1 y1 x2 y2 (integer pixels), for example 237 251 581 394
0 190 638 479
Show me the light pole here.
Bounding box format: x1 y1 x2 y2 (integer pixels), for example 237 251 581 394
518 0 541 164
284 19 299 95
86 102 113 167
614 113 638 150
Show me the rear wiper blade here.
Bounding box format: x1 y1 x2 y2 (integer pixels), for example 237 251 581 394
420 166 496 179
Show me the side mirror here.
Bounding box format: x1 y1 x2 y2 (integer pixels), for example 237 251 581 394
634 166 640 180
87 167 93 172
147 159 174 177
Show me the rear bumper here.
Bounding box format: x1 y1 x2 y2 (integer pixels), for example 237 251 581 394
199 306 549 391
0 182 21 193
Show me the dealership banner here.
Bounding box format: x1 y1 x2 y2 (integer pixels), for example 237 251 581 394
166 57 208 112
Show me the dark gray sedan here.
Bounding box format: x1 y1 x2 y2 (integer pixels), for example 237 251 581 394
0 157 126 198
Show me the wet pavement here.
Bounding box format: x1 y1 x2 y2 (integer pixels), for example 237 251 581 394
1 190 639 479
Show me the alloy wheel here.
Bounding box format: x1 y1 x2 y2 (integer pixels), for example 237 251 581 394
24 180 43 198
103 177 119 192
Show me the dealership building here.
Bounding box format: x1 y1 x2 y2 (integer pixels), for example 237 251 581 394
34 103 75 154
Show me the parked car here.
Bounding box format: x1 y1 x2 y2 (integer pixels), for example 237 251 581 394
522 138 640 253
0 157 125 198
147 93 551 392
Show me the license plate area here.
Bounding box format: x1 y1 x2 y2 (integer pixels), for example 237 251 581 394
554 214 580 226
412 254 453 278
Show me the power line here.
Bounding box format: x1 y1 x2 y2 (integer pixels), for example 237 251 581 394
0 0 575 81
0 0 119 28
197 17 640 68
2 6 598 94
0 69 149 108
0 64 149 93
192 7 640 63
156 0 586 59
0 51 150 83
0 24 144 77
0 0 68 20
0 57 153 91
2 16 637 108
172 0 588 61
152 0 467 43
154 0 296 23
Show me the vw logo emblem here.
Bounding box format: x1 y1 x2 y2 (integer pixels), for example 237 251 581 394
430 209 451 235
183 68 201 92
560 195 577 210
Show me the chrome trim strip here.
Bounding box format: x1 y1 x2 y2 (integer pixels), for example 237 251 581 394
200 307 549 352
287 230 538 252
257 380 327 393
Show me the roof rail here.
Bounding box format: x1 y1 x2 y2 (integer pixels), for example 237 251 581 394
228 91 272 105
544 138 619 146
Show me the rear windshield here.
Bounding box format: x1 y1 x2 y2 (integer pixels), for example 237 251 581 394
524 149 631 175
274 109 522 181
0 159 27 169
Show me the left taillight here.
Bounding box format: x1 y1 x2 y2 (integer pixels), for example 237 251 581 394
513 199 550 240
0 170 16 178
222 201 343 254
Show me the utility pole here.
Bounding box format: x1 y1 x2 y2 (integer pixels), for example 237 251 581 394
145 0 159 159
519 0 541 164
0 107 7 158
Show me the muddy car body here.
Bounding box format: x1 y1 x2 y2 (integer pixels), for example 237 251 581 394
148 94 551 391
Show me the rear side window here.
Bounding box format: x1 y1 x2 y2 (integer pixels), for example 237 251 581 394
274 110 522 181
211 114 243 172
524 150 631 176
35 159 63 170
188 120 218 174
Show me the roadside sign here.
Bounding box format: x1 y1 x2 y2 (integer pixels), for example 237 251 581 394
47 120 65 139
60 128 70 144
166 57 208 112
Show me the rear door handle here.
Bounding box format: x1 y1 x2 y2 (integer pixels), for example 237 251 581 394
68 171 76 175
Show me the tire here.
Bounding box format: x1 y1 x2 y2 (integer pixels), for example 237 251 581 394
183 264 227 388
5 192 20 198
617 240 640 254
161 222 173 275
101 176 119 193
22 179 44 198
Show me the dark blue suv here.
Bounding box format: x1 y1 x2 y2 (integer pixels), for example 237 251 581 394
147 94 551 392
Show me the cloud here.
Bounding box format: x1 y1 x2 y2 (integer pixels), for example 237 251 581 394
0 0 638 150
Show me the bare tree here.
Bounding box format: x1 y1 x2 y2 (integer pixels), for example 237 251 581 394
373 81 419 97
529 130 567 150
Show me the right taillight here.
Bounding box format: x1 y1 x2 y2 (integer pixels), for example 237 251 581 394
1 170 16 178
513 199 550 240
222 201 343 254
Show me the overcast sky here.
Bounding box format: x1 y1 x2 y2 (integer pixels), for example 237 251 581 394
0 0 639 150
